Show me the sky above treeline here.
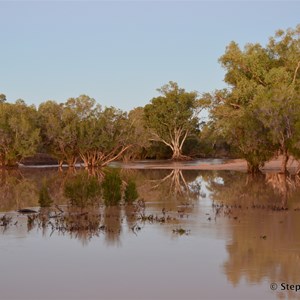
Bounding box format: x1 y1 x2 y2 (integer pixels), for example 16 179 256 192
0 1 299 111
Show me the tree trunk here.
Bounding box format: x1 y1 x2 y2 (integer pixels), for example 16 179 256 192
80 155 89 168
296 162 300 175
58 160 64 172
67 156 77 168
247 162 261 174
172 146 181 160
0 154 4 167
171 144 189 160
280 150 289 174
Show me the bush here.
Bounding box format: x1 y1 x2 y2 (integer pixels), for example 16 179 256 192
124 180 138 204
64 172 101 208
39 183 53 208
102 169 122 206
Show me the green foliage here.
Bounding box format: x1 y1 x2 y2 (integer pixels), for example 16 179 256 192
182 136 202 157
144 81 203 160
146 141 172 159
0 101 40 167
197 123 232 158
64 172 101 208
102 169 122 206
124 180 139 204
0 94 6 103
39 182 53 208
123 107 151 161
78 106 132 167
38 99 81 166
38 95 132 167
208 25 300 172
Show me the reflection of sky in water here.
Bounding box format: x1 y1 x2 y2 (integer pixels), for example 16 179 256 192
1 168 300 299
110 158 228 169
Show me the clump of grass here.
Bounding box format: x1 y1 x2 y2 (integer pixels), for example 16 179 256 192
173 228 190 236
102 169 122 206
0 215 12 228
39 182 53 208
64 172 101 208
124 180 139 204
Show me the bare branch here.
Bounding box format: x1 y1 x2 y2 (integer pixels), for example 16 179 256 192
229 103 242 109
179 130 188 150
100 145 132 166
292 61 300 85
149 133 174 150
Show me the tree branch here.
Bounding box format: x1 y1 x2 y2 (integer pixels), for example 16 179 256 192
229 103 242 109
149 133 174 150
292 61 300 85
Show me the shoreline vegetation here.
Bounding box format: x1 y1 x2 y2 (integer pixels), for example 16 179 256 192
1 25 300 174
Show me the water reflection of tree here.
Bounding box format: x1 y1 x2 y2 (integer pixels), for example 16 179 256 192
0 169 38 211
223 209 300 299
265 173 300 208
0 168 105 212
103 206 122 247
207 171 300 299
207 171 300 209
141 169 201 203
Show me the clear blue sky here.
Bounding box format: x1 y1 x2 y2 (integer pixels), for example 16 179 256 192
0 1 299 111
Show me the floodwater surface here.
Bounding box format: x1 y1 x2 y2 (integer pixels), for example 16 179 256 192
0 165 300 300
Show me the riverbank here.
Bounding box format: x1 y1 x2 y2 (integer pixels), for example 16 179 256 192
193 157 299 172
18 155 300 173
117 156 299 173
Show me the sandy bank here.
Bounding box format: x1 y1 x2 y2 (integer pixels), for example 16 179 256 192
120 156 299 173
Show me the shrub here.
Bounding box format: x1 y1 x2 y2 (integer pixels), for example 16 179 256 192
64 172 101 208
124 180 138 204
102 169 122 206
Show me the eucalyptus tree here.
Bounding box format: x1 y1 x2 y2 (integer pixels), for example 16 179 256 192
123 107 151 161
39 100 79 167
253 26 300 173
208 88 275 173
144 81 202 160
208 25 300 173
291 121 300 175
0 100 40 167
40 95 133 168
253 70 300 173
64 95 98 167
78 106 132 167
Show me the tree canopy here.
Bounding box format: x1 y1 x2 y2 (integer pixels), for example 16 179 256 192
207 25 300 173
144 81 203 160
0 100 40 166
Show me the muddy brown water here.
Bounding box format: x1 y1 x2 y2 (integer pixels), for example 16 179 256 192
1 165 300 299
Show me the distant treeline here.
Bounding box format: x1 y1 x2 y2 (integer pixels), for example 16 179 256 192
1 25 300 173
